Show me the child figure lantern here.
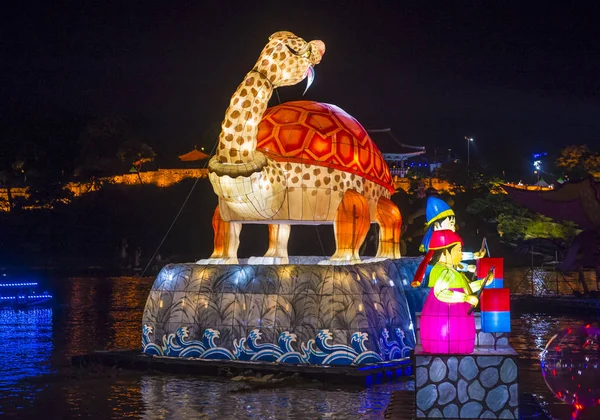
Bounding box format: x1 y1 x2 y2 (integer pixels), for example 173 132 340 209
419 230 493 354
412 196 485 288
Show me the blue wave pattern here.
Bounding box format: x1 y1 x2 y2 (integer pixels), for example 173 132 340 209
142 325 412 365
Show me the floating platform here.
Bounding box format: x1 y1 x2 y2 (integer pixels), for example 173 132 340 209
71 349 412 386
0 281 53 308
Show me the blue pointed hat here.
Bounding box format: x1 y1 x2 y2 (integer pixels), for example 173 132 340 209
425 196 454 228
419 197 455 252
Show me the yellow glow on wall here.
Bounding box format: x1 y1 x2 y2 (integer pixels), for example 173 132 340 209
107 169 208 189
0 169 209 212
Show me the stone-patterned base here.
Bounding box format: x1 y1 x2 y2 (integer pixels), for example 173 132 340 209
414 346 519 419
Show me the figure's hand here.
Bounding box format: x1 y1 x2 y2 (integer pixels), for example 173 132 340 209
464 294 479 306
485 267 495 283
411 280 421 288
474 249 486 259
467 264 476 273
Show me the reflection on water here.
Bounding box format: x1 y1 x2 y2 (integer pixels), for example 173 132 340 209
138 376 412 419
540 323 600 411
506 267 597 296
511 313 600 419
0 275 599 419
6 373 413 419
0 308 52 408
53 277 147 361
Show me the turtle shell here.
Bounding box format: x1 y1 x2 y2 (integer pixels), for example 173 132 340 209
257 101 393 193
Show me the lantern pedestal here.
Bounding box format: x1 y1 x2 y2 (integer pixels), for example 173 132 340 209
142 257 427 369
414 345 519 419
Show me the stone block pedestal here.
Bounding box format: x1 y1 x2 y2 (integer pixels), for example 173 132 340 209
414 346 519 419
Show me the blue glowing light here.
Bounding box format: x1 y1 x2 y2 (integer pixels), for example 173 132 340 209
0 283 39 287
1 295 53 300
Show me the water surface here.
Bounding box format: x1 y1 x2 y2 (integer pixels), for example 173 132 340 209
0 275 598 419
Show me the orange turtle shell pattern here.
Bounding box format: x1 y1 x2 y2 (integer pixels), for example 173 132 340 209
257 101 394 194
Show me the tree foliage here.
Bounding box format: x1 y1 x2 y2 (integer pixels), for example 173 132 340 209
468 193 580 243
434 161 504 195
555 145 600 180
0 141 73 212
583 154 600 179
467 194 528 224
117 141 157 170
75 117 157 184
497 214 579 242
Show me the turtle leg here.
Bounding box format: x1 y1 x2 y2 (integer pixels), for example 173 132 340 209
375 196 402 259
247 224 290 265
199 205 240 264
257 224 290 264
328 189 370 264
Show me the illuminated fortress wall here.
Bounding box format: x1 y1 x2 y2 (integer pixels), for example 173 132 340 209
0 169 209 211
1 169 548 212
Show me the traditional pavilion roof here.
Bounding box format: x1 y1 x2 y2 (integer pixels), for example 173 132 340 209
178 149 210 162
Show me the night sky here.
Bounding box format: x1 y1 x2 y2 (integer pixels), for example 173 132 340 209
2 2 600 180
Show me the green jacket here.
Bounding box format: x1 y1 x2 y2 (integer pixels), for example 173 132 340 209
429 264 484 304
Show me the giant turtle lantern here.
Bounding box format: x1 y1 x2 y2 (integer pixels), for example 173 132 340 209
142 31 418 371
206 32 401 265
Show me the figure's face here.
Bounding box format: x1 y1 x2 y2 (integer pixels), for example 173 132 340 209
255 31 325 89
435 216 456 232
450 244 463 265
439 244 462 267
